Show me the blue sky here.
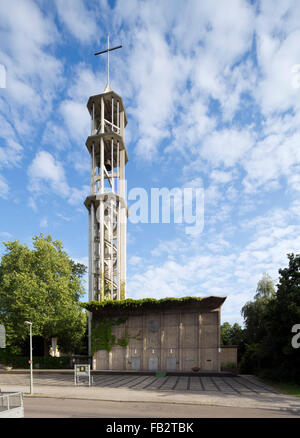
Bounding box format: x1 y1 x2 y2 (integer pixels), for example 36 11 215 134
1 0 300 325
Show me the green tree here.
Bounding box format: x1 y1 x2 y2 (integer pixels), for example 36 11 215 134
221 321 245 362
255 272 276 300
239 273 275 373
240 259 300 382
262 254 300 382
241 272 275 345
0 233 87 355
221 322 233 346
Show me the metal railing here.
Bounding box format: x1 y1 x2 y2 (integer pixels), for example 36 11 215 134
0 392 24 417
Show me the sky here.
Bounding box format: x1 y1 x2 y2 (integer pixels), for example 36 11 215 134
0 0 300 326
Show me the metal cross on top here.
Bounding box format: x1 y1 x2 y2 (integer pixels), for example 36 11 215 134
94 35 122 90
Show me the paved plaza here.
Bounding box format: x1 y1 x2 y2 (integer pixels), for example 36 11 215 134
0 372 279 395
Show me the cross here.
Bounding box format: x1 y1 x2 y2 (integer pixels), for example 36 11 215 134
94 35 122 89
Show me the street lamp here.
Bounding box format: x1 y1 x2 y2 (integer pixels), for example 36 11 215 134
24 321 33 395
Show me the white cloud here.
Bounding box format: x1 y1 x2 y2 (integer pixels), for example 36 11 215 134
27 150 89 209
67 64 104 101
28 196 37 212
128 29 187 159
0 0 63 125
68 185 89 207
0 116 23 188
210 170 236 185
242 131 300 191
55 0 98 43
56 213 71 222
0 174 9 199
255 1 300 114
59 100 90 142
40 217 48 228
42 122 72 151
201 128 254 168
0 231 13 240
28 150 70 196
0 137 23 170
128 255 142 266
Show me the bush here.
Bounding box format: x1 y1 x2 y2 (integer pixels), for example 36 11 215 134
239 343 261 374
221 362 237 370
0 350 72 369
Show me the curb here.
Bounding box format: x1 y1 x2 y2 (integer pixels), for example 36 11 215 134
18 389 300 414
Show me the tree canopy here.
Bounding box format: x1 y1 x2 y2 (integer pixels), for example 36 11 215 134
262 254 300 381
240 255 300 383
221 322 244 346
241 272 275 345
0 233 87 354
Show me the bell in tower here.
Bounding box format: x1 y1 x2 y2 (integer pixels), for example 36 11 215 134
104 158 112 171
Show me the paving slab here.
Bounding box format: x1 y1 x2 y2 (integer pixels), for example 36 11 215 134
0 373 281 394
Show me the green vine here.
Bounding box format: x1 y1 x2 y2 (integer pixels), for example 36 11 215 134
91 316 129 354
117 327 129 347
82 296 204 316
91 317 143 354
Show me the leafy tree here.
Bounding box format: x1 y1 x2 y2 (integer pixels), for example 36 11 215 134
221 321 246 362
241 272 275 345
262 254 300 382
0 234 87 355
239 273 275 373
221 322 233 346
255 272 276 300
240 258 300 382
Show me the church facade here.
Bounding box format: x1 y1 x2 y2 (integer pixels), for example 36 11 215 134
86 296 226 372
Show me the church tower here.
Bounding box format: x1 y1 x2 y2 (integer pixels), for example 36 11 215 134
84 38 128 309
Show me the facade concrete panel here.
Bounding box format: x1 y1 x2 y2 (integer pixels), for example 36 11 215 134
92 301 224 372
201 312 218 325
163 313 180 326
163 326 179 348
128 315 143 328
111 347 125 370
182 324 198 348
182 348 198 371
201 325 218 348
201 348 218 370
181 312 197 326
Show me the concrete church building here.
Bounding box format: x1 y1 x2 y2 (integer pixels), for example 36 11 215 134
83 37 226 373
85 297 226 372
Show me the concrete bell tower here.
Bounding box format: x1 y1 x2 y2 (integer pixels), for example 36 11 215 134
84 37 129 306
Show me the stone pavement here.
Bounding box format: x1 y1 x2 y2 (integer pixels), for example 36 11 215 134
0 372 281 395
0 372 300 415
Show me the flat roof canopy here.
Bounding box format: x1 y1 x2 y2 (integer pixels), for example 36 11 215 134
82 296 226 316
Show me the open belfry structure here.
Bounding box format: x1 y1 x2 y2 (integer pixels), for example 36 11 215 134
84 84 128 303
84 37 226 372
